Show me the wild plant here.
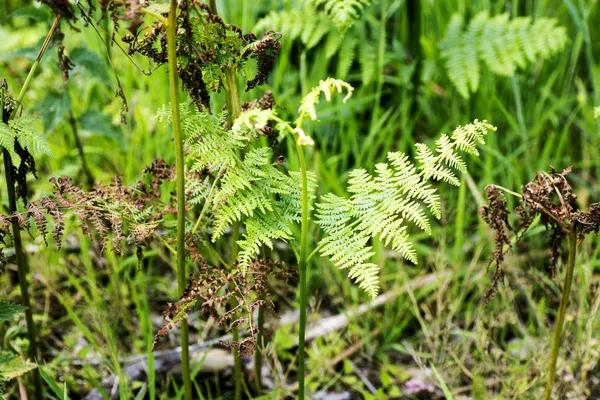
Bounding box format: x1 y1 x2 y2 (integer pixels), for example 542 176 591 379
441 11 567 99
481 166 600 399
1 2 496 399
0 16 59 394
0 300 37 393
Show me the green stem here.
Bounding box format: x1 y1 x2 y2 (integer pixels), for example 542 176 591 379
224 61 244 400
208 0 217 14
11 15 60 118
254 304 264 394
3 149 43 399
296 142 309 400
231 220 243 400
0 16 60 399
543 227 577 400
67 111 95 188
369 0 387 131
166 2 192 400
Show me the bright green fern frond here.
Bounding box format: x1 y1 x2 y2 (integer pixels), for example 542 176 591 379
416 143 459 185
441 11 567 98
237 214 294 272
315 192 353 233
308 0 374 32
320 227 379 296
276 171 318 223
451 119 493 156
317 120 495 297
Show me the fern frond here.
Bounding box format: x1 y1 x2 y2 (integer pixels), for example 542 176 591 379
298 78 354 121
441 12 567 99
254 6 331 46
358 37 377 85
440 13 481 99
307 0 374 32
320 227 378 295
0 121 18 163
237 214 293 272
317 120 496 297
178 109 245 172
7 116 52 157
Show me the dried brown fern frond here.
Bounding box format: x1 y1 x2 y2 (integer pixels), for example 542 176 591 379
153 260 295 354
481 166 600 300
0 158 180 272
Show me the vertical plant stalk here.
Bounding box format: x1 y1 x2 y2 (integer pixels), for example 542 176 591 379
1 15 61 399
254 304 264 393
224 65 244 400
2 152 44 399
165 2 192 400
543 226 577 400
296 142 309 400
67 111 95 188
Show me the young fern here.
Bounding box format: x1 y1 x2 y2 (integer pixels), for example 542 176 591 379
441 12 567 99
316 120 496 297
254 4 377 83
307 0 375 32
172 105 318 273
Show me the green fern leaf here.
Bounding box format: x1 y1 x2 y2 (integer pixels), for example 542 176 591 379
336 35 357 80
237 214 293 272
440 13 483 99
317 120 496 297
308 0 374 32
2 116 52 158
441 12 567 99
358 37 377 85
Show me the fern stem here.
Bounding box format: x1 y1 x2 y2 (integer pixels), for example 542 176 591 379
166 2 192 399
67 110 95 188
152 232 177 257
224 62 244 400
231 219 243 400
208 0 217 14
12 15 59 117
296 142 309 400
2 152 44 399
543 226 577 400
0 16 60 399
254 303 264 393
